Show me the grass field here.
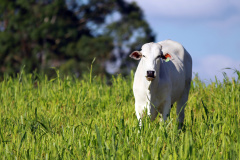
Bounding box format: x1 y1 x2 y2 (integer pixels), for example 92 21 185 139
0 70 240 159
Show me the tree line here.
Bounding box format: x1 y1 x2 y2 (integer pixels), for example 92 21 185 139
0 0 155 78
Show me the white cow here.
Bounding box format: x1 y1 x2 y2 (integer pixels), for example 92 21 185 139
130 40 192 127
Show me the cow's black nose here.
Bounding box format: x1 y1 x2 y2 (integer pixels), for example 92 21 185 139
147 71 155 78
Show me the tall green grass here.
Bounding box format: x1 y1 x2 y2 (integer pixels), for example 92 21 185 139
0 70 240 159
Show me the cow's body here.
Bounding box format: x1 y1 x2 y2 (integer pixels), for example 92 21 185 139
131 40 192 126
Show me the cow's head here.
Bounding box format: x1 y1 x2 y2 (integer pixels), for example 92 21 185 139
129 42 171 81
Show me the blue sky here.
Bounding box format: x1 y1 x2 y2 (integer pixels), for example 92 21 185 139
127 0 240 82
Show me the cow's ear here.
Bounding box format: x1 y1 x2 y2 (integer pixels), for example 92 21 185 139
161 53 172 62
129 51 142 60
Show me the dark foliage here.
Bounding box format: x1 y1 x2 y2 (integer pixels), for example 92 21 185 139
0 0 155 78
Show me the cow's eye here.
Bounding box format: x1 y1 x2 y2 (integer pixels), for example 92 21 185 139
143 55 146 58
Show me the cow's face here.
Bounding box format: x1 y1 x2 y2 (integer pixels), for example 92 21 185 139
130 43 171 81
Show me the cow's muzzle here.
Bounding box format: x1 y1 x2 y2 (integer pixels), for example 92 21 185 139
146 71 155 81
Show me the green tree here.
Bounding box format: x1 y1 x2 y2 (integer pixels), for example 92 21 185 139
0 0 155 77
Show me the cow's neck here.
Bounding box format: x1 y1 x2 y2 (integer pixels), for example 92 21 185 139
147 63 162 91
145 70 160 100
145 61 165 97
144 75 160 114
146 75 159 91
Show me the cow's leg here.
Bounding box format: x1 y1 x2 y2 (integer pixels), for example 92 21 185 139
135 104 141 121
176 87 190 128
162 99 172 121
135 102 146 126
135 101 159 126
149 103 158 121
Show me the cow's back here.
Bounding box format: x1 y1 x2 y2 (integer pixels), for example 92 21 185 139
158 40 192 81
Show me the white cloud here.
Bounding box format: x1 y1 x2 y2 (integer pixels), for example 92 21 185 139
193 54 240 81
127 0 240 26
138 0 225 18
